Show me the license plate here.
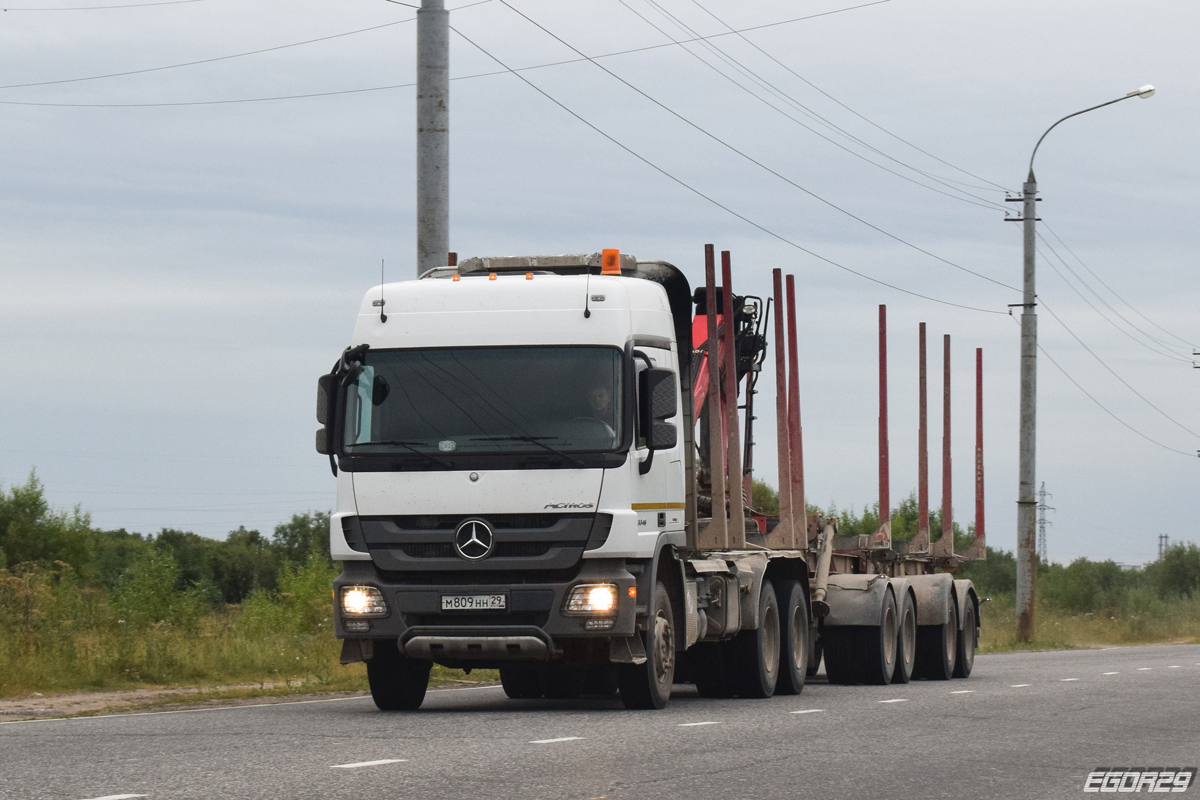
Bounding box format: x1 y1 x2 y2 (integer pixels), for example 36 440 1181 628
441 594 506 611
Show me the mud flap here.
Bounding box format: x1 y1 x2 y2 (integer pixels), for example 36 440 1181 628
610 634 648 665
340 638 375 665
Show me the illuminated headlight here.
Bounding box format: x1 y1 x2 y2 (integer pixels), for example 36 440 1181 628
341 586 387 617
564 583 619 615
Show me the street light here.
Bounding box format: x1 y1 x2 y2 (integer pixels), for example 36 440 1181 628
1011 85 1155 643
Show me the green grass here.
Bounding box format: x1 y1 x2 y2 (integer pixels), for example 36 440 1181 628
978 593 1200 653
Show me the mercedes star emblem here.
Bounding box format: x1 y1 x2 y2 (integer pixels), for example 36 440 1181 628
454 518 494 560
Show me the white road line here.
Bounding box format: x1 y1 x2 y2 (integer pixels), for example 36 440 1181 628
678 721 722 727
1060 678 1079 682
1010 684 1031 688
330 759 407 769
530 737 584 744
950 690 975 694
1137 668 1153 671
1103 672 1119 675
878 699 909 704
1169 665 1181 669
79 795 147 800
790 709 824 714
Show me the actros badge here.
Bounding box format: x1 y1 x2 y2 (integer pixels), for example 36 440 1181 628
454 518 494 560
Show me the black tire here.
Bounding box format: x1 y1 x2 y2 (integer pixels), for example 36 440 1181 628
618 580 676 709
913 591 958 680
820 626 856 684
690 642 734 698
953 599 976 678
775 580 809 695
806 634 823 678
892 592 917 685
499 666 543 699
858 589 898 685
540 664 585 699
726 579 781 698
582 666 619 696
366 640 431 711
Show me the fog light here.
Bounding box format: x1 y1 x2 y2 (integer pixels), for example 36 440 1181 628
344 620 371 633
584 618 615 631
341 586 387 617
564 583 618 614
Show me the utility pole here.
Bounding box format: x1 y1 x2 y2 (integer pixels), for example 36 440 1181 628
1036 482 1054 563
1158 533 1170 561
1008 85 1155 643
416 0 449 278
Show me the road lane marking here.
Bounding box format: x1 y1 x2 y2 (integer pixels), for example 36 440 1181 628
678 721 722 727
1010 684 1031 688
330 759 407 769
80 795 147 800
1103 672 1119 675
1060 678 1079 682
950 690 975 694
1169 665 1181 669
530 737 584 744
878 699 908 704
1137 668 1153 671
791 709 824 714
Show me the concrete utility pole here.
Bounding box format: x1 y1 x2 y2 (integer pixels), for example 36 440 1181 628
416 0 449 278
1011 85 1155 642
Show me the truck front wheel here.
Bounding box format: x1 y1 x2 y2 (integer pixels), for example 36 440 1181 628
617 581 675 709
367 640 432 711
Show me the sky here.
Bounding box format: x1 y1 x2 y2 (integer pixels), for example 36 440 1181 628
1 0 1197 566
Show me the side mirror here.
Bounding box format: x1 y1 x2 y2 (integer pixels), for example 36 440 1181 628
639 367 678 452
316 373 335 455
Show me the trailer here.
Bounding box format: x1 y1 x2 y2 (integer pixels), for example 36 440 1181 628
316 245 985 710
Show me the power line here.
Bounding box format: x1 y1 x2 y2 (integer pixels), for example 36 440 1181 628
626 0 1008 211
1021 318 1198 458
0 1 894 108
689 0 1011 194
1042 220 1199 351
448 23 1004 315
1039 297 1200 440
495 0 1018 295
1036 239 1194 364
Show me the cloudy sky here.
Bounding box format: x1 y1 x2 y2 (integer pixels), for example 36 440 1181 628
1 0 1196 565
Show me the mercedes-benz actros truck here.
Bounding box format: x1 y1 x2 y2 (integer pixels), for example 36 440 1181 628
317 247 983 710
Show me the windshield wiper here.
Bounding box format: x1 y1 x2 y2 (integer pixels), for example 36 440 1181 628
470 435 586 468
347 439 454 470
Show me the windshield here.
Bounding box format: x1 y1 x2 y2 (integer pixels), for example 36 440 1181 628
342 346 623 455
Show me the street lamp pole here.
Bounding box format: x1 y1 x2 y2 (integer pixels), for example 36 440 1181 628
1013 85 1155 643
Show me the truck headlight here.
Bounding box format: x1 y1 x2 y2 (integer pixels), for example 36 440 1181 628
564 583 618 615
341 586 387 617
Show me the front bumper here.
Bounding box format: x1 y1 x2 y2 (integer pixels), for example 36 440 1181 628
333 558 642 662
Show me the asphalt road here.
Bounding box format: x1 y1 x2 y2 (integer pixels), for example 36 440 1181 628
3 644 1198 800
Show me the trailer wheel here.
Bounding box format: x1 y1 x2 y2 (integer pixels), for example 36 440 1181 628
727 579 781 698
366 640 431 711
891 592 917 685
499 667 543 699
913 591 958 680
617 580 675 709
821 589 898 685
690 642 734 698
952 600 976 678
775 580 809 695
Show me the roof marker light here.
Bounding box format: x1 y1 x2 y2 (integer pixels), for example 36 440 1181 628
489 273 497 281
526 272 534 280
451 274 460 282
601 248 621 275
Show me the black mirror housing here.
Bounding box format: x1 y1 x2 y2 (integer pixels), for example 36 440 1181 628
650 420 677 450
639 367 678 454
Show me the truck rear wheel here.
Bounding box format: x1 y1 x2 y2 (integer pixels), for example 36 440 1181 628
913 591 958 680
821 589 898 685
892 592 917 684
726 579 781 698
690 642 734 698
775 580 809 695
952 600 976 678
617 580 675 709
806 634 822 678
499 666 543 699
367 640 431 711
